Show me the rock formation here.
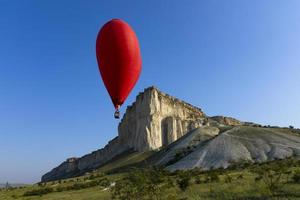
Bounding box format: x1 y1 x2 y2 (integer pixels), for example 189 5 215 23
42 86 300 182
210 116 243 126
42 86 207 182
118 86 206 151
166 126 300 171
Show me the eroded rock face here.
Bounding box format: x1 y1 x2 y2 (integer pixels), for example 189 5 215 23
118 87 206 151
42 137 129 182
166 126 300 171
42 86 206 182
154 126 220 166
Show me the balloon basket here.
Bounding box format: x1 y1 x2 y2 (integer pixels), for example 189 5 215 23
114 110 120 119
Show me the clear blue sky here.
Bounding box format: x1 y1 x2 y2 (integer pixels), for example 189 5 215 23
0 1 299 183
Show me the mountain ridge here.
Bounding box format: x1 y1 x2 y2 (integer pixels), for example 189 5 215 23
42 86 300 182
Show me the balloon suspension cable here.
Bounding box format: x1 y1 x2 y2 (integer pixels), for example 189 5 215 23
114 106 120 119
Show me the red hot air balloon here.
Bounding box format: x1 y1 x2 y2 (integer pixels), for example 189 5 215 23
96 19 142 119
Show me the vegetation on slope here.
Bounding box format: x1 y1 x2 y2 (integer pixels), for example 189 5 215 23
1 158 300 200
1 126 299 199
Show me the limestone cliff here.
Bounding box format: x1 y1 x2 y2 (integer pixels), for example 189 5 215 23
41 86 299 182
42 86 207 182
118 86 206 151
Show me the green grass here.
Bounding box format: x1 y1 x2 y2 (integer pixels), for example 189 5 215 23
0 187 110 200
1 158 300 200
95 150 154 173
1 126 300 200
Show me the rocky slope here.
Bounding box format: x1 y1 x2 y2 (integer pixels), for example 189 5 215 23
153 126 300 171
42 86 208 182
42 86 300 182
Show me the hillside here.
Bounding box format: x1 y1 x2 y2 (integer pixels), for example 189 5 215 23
1 158 300 200
165 126 300 171
42 86 300 182
1 125 300 199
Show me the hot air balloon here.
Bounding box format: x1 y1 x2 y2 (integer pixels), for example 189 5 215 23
96 19 142 119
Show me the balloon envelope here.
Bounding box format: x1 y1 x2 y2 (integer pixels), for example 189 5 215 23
96 19 142 109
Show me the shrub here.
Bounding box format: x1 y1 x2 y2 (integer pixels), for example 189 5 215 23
165 194 178 200
237 174 244 180
99 177 111 187
56 187 64 192
53 178 111 193
111 167 171 200
251 163 289 195
23 188 53 196
224 175 232 183
176 171 191 191
195 176 202 184
292 170 300 183
204 171 220 183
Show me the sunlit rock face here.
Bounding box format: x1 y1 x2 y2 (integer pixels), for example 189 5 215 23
42 86 206 182
118 86 206 151
166 126 300 171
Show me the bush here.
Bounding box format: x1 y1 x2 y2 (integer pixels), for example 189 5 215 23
23 188 53 196
99 177 111 187
292 170 300 183
237 174 244 180
56 187 64 192
111 167 171 200
176 171 191 191
194 176 202 184
224 175 232 183
251 163 289 195
204 171 220 183
53 178 111 193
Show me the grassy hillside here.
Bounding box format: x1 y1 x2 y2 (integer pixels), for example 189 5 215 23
95 150 154 173
1 157 300 200
2 126 299 199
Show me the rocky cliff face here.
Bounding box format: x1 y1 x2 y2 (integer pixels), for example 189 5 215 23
41 87 300 182
42 86 207 182
118 86 206 151
42 137 129 182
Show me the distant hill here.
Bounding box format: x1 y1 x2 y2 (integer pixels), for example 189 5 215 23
42 86 300 182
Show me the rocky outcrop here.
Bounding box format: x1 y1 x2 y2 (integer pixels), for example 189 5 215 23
210 116 243 126
118 86 206 151
42 137 129 182
41 157 79 182
41 86 300 182
166 126 300 171
42 86 207 182
153 126 220 166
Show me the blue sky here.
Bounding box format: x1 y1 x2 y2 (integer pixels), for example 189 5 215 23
0 1 299 183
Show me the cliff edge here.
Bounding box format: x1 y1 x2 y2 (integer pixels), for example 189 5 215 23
42 86 208 182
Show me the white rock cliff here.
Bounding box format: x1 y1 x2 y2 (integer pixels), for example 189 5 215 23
42 86 206 182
